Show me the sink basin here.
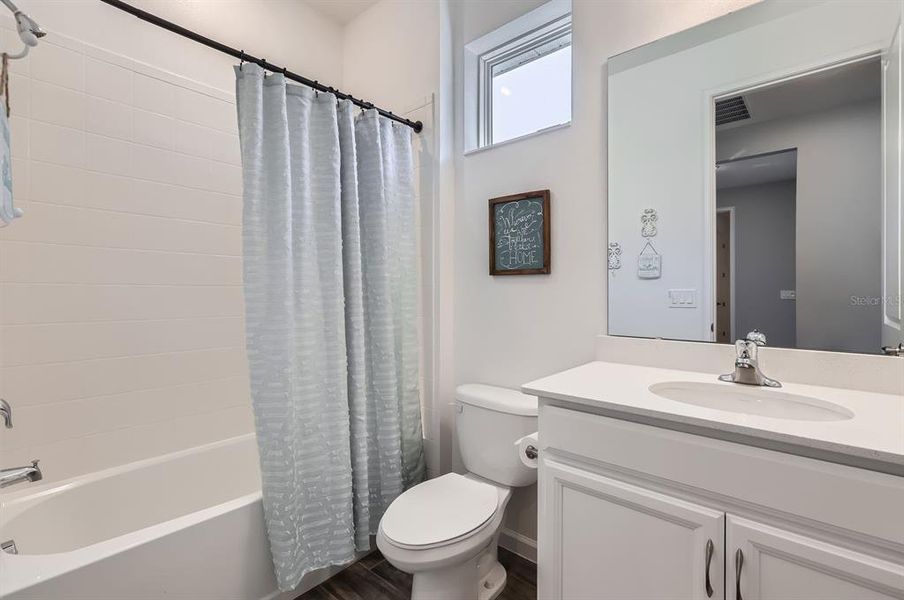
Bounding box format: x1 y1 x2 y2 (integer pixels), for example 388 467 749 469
649 382 854 421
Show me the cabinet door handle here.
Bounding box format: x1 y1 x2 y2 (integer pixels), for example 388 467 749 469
735 548 744 600
704 539 714 597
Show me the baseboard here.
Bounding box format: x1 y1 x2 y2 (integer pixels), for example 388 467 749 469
498 527 537 563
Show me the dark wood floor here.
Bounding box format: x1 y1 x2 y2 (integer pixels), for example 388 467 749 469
296 547 536 600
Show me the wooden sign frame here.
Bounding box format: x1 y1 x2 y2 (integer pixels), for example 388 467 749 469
488 190 551 276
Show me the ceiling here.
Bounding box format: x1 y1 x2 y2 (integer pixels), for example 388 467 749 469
302 0 379 24
717 149 797 190
718 57 881 131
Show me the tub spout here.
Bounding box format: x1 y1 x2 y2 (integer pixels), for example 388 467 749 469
0 459 42 488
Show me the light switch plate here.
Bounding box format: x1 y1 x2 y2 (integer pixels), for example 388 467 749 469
668 289 697 308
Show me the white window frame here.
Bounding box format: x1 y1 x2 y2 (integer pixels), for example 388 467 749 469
464 0 572 152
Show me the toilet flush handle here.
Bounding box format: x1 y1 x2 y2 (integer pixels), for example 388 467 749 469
524 445 538 460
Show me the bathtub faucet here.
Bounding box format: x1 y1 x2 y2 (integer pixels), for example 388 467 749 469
0 460 42 488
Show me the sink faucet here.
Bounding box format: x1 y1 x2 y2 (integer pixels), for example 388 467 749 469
0 400 43 488
719 330 781 388
0 460 42 488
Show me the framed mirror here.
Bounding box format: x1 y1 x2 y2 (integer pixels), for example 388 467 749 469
607 0 903 355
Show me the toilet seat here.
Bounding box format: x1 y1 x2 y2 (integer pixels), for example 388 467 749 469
380 473 500 549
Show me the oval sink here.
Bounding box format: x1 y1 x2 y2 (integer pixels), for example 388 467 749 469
649 382 854 421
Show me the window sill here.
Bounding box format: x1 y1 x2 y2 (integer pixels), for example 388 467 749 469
464 121 571 157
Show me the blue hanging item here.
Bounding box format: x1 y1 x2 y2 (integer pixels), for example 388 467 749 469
0 52 20 227
0 0 44 226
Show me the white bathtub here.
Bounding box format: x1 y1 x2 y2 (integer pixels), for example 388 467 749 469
0 434 289 600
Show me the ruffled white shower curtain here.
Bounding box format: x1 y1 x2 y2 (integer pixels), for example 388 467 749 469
235 64 425 592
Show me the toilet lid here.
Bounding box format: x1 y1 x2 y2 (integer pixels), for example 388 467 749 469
380 473 499 547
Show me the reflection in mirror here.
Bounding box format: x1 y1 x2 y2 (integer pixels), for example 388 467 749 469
715 150 798 347
715 58 881 353
607 1 903 355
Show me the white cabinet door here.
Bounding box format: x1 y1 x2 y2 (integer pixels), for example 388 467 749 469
727 515 904 600
538 458 725 600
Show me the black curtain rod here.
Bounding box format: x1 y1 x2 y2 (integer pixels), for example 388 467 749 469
98 0 423 133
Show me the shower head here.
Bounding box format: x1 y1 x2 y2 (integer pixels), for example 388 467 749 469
15 11 45 46
0 0 44 60
0 0 44 48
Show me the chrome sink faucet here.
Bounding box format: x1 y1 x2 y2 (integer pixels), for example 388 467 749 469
719 330 782 388
0 399 43 489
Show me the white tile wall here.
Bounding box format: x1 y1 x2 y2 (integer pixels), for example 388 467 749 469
0 27 252 484
404 95 440 478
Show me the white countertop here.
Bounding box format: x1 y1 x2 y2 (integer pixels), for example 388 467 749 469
523 361 904 476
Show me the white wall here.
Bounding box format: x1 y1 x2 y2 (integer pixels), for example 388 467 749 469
717 100 883 354
0 1 343 484
342 0 439 114
447 0 760 554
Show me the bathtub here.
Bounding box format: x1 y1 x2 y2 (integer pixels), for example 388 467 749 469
0 434 290 600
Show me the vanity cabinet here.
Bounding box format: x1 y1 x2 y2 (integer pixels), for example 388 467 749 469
537 405 904 600
542 460 724 600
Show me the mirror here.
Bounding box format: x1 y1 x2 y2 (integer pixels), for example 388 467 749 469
607 1 903 355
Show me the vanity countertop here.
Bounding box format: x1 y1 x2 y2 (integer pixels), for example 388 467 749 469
523 361 904 476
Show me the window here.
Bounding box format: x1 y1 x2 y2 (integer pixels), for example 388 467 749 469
491 43 572 144
465 0 572 151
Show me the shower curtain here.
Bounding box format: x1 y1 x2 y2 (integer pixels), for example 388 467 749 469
235 64 425 592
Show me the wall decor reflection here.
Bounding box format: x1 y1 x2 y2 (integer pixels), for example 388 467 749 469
608 242 622 272
637 240 662 279
637 208 661 279
640 208 658 237
489 190 551 275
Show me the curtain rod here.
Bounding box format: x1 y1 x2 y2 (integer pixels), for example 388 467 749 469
98 0 423 133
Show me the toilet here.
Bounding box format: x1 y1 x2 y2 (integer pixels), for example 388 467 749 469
377 384 537 600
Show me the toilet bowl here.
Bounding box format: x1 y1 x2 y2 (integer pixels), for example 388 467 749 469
377 384 537 600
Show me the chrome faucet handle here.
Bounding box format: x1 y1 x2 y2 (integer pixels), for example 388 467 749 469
0 399 11 428
745 330 767 346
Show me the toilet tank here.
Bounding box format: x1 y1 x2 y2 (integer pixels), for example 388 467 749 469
455 384 538 487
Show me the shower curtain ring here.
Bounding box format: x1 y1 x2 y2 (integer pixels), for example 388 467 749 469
239 50 245 66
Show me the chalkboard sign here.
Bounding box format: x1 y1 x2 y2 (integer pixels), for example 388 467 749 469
489 190 551 275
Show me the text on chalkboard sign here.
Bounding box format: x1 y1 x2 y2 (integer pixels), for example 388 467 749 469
488 190 551 275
